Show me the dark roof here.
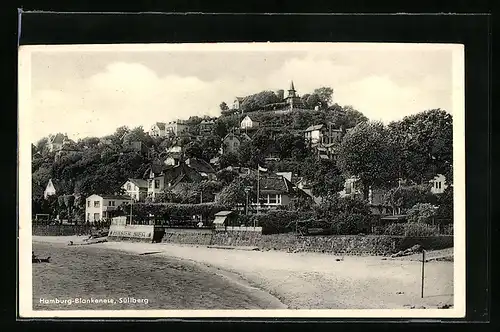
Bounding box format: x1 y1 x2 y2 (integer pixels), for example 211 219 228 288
259 175 294 194
100 195 132 200
235 97 245 102
128 178 148 188
304 124 325 132
155 122 166 130
164 163 203 185
186 158 215 174
48 179 61 190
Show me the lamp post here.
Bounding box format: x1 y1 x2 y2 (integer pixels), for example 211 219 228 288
244 187 251 216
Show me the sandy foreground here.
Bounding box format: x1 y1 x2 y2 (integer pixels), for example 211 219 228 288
32 236 454 309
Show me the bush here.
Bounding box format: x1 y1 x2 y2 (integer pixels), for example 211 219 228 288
331 213 371 235
383 222 438 236
254 210 313 235
403 222 438 237
236 214 253 227
407 203 438 224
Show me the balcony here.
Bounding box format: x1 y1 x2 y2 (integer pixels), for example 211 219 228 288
102 206 118 212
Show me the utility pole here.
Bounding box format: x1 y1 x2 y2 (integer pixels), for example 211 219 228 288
421 250 426 298
129 198 133 225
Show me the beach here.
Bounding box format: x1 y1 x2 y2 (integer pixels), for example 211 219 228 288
32 236 454 310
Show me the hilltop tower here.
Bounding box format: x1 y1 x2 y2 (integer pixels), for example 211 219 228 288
284 80 304 110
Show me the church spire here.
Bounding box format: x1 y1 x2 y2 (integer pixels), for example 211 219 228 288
288 80 296 98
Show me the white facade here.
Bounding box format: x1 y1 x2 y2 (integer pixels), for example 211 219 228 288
240 116 258 130
85 194 131 223
149 123 166 137
121 180 147 201
43 179 57 199
147 176 165 201
304 129 322 145
430 174 448 194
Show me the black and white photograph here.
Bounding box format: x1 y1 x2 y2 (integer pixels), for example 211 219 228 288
18 42 465 318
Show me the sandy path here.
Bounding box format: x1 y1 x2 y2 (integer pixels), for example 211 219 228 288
32 236 454 309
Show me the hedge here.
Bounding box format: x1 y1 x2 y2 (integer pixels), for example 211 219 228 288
122 203 232 221
252 210 314 235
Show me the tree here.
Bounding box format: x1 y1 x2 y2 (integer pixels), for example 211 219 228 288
240 91 280 113
217 169 239 184
238 141 264 168
407 203 438 224
306 94 322 109
337 121 399 200
338 106 368 129
384 184 437 215
313 87 334 108
388 109 453 184
214 179 247 206
219 102 229 111
219 152 240 169
301 157 344 197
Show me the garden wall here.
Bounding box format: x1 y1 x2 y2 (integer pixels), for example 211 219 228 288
32 225 95 236
156 229 453 255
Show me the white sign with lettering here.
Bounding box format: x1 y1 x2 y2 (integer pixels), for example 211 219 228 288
108 225 154 239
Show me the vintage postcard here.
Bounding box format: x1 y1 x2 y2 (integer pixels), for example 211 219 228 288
18 42 465 318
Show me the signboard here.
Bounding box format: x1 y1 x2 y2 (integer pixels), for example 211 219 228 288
108 225 154 239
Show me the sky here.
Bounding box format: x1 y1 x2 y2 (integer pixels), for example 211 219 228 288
26 43 456 142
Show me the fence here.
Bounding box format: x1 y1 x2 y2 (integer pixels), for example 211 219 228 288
32 224 104 236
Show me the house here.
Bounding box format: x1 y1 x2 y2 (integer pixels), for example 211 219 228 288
252 174 298 210
339 177 362 198
221 132 249 154
296 178 322 205
304 123 343 147
430 174 448 194
124 141 149 154
240 115 260 130
164 146 183 166
85 194 131 223
47 133 69 152
44 179 59 199
232 97 245 111
185 158 216 180
121 178 148 201
199 119 215 135
149 122 167 137
162 161 213 195
165 120 190 137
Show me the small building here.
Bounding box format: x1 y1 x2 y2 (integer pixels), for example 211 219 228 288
240 115 260 130
232 97 245 111
213 210 237 231
43 179 59 199
121 178 148 201
149 122 167 137
165 120 190 137
430 174 448 194
85 194 131 223
304 123 343 146
284 81 305 110
221 132 241 154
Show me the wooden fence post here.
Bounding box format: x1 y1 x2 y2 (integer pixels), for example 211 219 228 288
421 249 426 298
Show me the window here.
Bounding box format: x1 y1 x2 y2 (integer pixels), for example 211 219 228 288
155 180 160 189
87 213 90 221
87 201 90 207
277 195 282 204
438 182 442 189
94 213 100 221
127 183 131 190
149 180 153 188
345 183 352 194
109 201 115 207
268 194 277 204
94 201 100 208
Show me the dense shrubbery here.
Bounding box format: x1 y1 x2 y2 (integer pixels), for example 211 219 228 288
382 222 439 236
121 202 231 221
252 210 314 235
330 212 371 235
407 203 438 224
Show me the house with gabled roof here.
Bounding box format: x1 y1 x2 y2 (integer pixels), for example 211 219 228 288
85 194 131 223
240 115 260 131
149 122 167 137
44 179 60 199
252 173 307 209
121 178 148 201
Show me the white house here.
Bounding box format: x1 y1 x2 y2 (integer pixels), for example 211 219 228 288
430 174 448 194
149 122 167 137
43 179 58 199
240 115 259 130
304 124 323 145
232 97 245 111
85 194 131 223
47 133 69 152
121 179 148 201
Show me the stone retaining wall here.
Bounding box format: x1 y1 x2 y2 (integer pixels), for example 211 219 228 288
125 229 454 256
32 225 94 236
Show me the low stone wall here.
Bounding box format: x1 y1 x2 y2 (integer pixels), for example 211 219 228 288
161 229 214 246
107 236 153 243
159 229 453 256
32 225 94 236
